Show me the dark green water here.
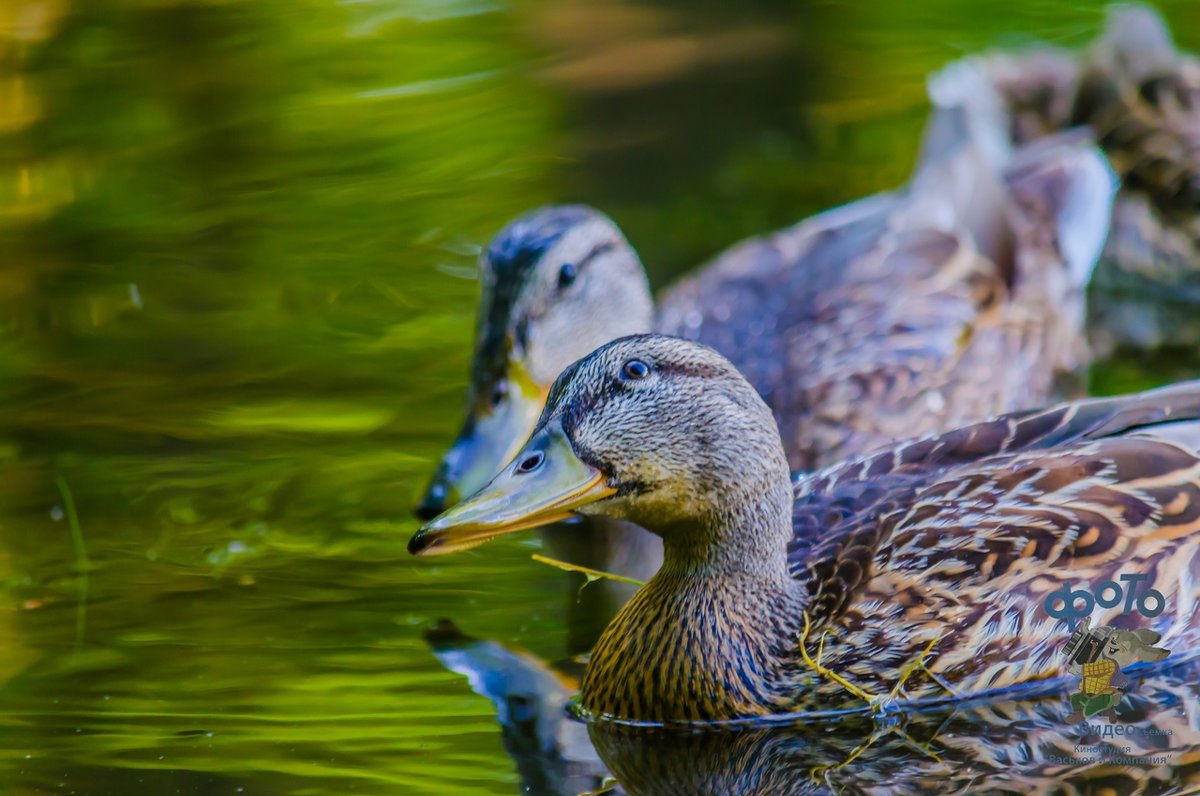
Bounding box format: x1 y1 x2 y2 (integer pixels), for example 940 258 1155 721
3 1 1200 794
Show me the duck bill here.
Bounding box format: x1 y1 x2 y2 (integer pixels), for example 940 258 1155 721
414 360 549 520
408 420 616 556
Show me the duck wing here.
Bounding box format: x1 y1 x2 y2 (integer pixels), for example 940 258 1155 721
659 86 1113 471
1072 4 1200 217
1073 4 1200 343
792 380 1200 697
962 7 1200 346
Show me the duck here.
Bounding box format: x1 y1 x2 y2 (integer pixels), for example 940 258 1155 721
424 619 1200 795
420 615 1200 794
414 67 1117 522
1071 5 1198 234
410 334 1200 723
589 661 1200 794
959 3 1200 348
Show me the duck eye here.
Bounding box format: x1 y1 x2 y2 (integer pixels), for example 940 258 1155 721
516 451 545 474
621 359 650 381
489 381 508 409
557 263 577 290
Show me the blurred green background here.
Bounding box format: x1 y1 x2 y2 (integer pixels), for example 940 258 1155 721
1 1 1199 793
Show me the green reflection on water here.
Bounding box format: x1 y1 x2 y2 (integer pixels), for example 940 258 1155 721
1 0 1199 793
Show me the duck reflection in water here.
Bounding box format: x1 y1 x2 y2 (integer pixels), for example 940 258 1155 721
588 677 1200 796
424 620 610 796
426 626 1200 796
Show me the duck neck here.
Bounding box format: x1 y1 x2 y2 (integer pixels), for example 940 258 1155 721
657 461 797 580
656 503 794 586
580 477 806 722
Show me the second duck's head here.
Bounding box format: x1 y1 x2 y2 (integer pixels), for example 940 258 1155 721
410 335 792 565
415 206 654 519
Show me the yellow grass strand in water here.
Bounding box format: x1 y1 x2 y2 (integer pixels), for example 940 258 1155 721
530 554 645 587
799 612 878 705
577 778 621 796
800 612 951 716
882 633 942 705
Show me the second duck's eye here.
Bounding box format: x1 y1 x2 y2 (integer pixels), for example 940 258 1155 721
557 263 577 290
621 359 650 381
489 381 509 408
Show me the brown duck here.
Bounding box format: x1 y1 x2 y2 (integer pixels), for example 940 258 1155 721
965 3 1200 346
426 619 1200 795
410 335 1200 723
415 78 1117 520
590 665 1200 795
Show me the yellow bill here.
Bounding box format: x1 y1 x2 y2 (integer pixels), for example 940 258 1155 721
408 419 616 556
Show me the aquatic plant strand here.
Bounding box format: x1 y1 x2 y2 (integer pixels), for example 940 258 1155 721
55 475 90 649
530 554 645 587
799 612 949 713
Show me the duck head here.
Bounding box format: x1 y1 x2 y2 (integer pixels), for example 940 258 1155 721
415 206 653 519
410 334 793 568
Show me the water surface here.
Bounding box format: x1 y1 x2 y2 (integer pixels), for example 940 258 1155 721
2 1 1200 793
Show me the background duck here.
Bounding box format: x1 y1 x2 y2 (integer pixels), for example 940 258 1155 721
411 335 1200 724
963 3 1200 351
415 68 1117 525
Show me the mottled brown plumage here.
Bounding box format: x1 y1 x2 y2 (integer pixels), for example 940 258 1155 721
1072 6 1199 223
656 127 1114 470
412 335 1200 724
424 618 1200 795
415 77 1116 522
960 4 1200 331
422 619 1200 792
590 662 1200 795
